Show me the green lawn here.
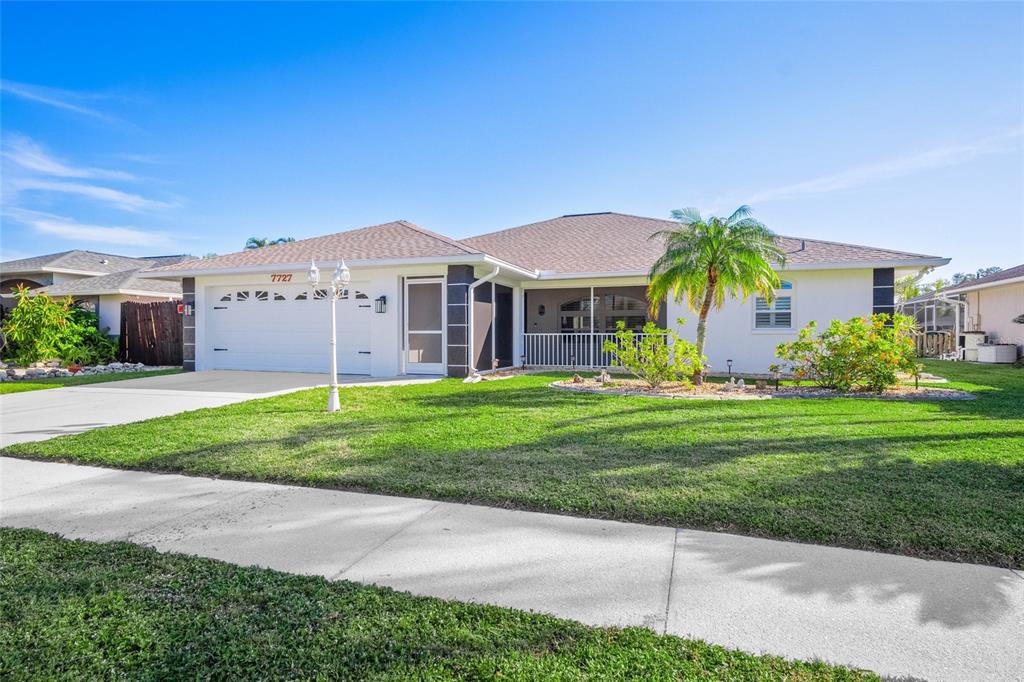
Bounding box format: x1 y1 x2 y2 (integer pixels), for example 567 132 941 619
0 367 182 394
4 361 1022 567
0 528 875 681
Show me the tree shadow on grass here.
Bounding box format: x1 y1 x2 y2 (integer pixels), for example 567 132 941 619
74 406 1021 566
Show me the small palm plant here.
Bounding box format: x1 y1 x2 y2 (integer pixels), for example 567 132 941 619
245 237 295 249
647 205 786 382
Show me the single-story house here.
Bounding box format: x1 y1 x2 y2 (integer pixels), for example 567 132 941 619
0 251 191 335
139 212 949 376
902 264 1023 359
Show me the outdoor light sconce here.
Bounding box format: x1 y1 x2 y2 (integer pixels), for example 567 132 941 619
538 304 546 316
374 295 387 314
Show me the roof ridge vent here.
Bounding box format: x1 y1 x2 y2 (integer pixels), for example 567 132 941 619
560 212 612 218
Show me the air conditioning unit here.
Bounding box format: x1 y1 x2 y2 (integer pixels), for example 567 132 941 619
977 344 1018 364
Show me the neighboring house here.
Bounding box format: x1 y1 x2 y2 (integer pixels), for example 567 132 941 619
139 213 949 376
902 265 1024 358
0 251 192 335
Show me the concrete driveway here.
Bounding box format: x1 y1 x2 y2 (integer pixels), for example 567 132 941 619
0 370 439 447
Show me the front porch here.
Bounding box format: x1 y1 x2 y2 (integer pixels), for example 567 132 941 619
520 285 663 369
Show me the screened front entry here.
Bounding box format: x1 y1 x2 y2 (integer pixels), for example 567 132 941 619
522 286 665 368
405 278 445 374
523 286 661 334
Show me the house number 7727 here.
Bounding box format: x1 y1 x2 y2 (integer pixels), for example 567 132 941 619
270 274 293 282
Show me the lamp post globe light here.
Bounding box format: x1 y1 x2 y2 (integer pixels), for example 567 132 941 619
308 258 351 412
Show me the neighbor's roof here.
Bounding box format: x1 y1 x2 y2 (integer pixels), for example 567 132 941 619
942 264 1024 293
139 254 196 267
142 220 490 275
903 264 1024 303
33 268 183 298
462 212 948 274
0 250 156 276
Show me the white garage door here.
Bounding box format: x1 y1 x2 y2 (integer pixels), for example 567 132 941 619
206 283 373 374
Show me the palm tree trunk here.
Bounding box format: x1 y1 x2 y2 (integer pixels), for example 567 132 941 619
693 284 715 385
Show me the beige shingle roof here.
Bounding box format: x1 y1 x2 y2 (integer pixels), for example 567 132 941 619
144 220 482 274
463 212 946 273
142 212 948 278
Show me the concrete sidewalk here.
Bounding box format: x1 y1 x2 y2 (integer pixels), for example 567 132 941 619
1 456 1021 681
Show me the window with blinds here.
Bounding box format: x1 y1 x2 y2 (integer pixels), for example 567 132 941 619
754 281 793 329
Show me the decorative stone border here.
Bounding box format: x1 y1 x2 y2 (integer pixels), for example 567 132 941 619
550 380 975 401
1 362 171 382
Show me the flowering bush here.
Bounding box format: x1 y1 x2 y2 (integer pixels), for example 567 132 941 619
2 285 117 366
602 319 705 388
774 314 920 393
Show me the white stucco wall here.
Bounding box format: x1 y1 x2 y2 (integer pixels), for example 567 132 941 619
965 282 1024 357
666 268 875 374
97 295 129 335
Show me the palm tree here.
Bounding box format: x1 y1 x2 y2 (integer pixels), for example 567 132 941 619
245 237 295 249
647 206 786 381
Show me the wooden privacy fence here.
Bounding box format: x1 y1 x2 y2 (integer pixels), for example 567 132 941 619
914 330 955 358
120 300 182 366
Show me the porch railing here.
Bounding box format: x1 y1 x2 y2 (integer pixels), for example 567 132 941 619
523 332 665 369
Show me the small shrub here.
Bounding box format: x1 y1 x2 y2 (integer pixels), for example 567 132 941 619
1 285 117 366
603 319 705 388
774 314 919 393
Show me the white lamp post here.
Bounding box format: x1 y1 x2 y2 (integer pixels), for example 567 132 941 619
308 258 351 412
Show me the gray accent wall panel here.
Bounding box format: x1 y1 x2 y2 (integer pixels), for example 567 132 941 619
872 268 895 318
446 265 473 378
182 277 196 371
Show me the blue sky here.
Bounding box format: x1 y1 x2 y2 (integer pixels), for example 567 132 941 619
2 2 1022 279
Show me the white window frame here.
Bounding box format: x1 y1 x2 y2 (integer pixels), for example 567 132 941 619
752 281 795 332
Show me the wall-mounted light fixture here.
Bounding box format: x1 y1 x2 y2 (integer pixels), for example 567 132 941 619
538 304 546 316
374 295 387 314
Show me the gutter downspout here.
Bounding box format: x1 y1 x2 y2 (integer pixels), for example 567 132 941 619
464 266 500 382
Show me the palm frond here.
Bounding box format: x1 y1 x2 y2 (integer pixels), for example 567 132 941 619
725 205 753 224
669 207 703 225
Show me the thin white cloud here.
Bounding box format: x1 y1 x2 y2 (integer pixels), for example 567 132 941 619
0 79 120 123
747 129 1024 204
13 179 175 212
109 152 169 165
2 133 136 181
6 208 173 248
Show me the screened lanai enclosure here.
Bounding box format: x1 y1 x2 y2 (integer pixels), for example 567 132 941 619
522 285 665 368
